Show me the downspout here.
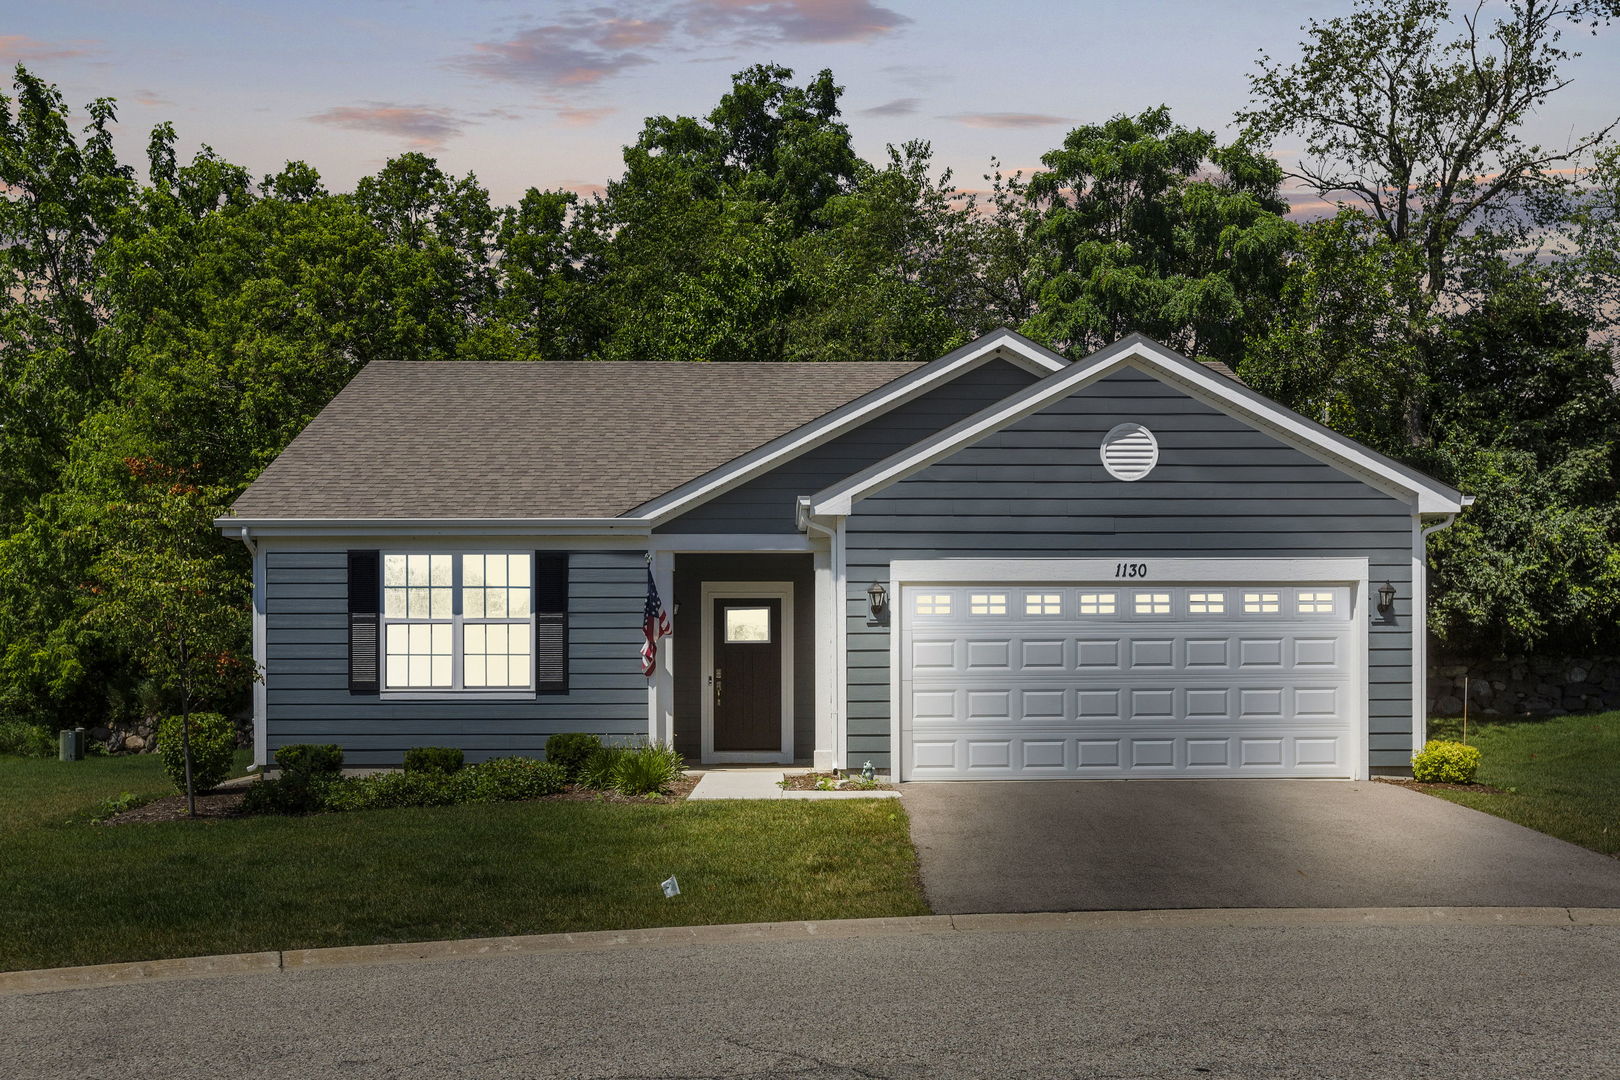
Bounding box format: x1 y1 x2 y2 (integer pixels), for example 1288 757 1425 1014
232 525 266 770
1411 500 1468 761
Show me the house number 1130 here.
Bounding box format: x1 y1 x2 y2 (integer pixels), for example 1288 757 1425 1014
1114 562 1148 578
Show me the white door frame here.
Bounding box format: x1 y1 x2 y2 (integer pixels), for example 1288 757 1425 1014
700 581 795 764
889 557 1370 782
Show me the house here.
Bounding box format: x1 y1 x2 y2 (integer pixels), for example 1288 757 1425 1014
217 330 1470 780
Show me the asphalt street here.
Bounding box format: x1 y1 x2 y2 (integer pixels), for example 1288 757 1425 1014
7 920 1619 1079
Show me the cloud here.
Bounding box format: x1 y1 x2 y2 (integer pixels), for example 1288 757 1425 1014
683 0 909 43
452 13 668 89
557 106 616 126
0 34 98 61
132 88 173 107
861 97 919 117
308 103 466 148
455 2 906 94
947 112 1071 129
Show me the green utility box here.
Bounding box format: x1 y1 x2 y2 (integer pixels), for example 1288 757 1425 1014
57 728 84 762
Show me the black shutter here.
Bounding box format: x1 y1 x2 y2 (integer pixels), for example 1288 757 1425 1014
536 553 568 693
347 550 381 694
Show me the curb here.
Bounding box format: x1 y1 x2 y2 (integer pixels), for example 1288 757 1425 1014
5 906 1618 996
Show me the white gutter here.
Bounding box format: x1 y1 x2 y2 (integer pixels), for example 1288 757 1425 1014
233 525 257 556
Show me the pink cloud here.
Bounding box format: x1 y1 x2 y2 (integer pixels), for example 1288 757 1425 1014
308 103 465 148
861 97 919 117
557 106 616 127
0 34 98 61
948 112 1070 129
453 12 668 89
684 0 909 43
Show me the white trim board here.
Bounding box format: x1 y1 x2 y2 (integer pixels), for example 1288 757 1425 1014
699 581 796 764
887 557 1371 782
809 334 1469 517
888 558 1371 584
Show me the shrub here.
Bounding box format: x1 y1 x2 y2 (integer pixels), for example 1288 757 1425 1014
543 732 601 780
324 770 460 811
1412 739 1483 784
240 772 340 815
155 713 236 794
459 757 567 802
403 746 464 775
614 743 686 797
0 719 54 758
578 745 628 790
274 743 344 777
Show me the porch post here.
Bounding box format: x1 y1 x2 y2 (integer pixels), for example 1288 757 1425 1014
651 549 676 747
812 543 836 770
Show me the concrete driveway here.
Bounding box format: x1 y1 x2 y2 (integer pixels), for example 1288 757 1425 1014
904 780 1620 913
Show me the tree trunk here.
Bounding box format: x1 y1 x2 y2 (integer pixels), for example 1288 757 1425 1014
180 632 195 817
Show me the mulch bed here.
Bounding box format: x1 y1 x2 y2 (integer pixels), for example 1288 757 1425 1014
100 775 699 824
102 790 248 825
778 771 894 792
1373 777 1509 794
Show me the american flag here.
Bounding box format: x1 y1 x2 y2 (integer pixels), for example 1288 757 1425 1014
641 567 671 676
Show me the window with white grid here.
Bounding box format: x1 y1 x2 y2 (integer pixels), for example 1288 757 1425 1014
1244 591 1281 614
1188 591 1225 614
382 552 534 691
1025 593 1063 616
913 593 952 616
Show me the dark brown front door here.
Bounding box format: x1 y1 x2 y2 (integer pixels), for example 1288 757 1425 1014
711 598 783 753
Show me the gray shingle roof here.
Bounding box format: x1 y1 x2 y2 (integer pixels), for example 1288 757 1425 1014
230 361 924 519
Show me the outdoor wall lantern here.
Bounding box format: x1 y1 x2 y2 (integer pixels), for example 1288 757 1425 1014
1377 580 1397 615
866 581 888 625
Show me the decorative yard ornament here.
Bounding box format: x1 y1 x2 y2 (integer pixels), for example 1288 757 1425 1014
861 760 876 783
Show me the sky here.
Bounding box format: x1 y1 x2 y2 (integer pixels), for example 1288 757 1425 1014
7 0 1620 213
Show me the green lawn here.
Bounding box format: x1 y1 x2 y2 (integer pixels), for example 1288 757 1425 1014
0 755 927 972
1422 711 1620 858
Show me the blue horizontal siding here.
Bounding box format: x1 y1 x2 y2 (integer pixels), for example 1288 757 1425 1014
263 549 648 765
656 359 1038 533
844 366 1417 771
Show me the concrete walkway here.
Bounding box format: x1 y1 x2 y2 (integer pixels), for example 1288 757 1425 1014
687 768 901 800
906 779 1620 913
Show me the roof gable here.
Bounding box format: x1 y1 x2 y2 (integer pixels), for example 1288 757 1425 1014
808 334 1469 517
630 328 1067 524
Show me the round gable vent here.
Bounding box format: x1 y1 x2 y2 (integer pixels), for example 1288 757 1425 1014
1100 423 1159 481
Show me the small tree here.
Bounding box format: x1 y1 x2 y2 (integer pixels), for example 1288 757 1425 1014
86 458 252 815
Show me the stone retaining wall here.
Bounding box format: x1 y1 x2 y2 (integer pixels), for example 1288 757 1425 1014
1427 655 1620 717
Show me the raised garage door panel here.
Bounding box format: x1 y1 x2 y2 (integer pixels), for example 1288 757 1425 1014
900 583 1356 779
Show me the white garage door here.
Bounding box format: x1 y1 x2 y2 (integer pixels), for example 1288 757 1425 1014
900 582 1358 779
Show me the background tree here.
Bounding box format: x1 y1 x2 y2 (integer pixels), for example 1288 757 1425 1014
1238 0 1620 657
0 67 133 522
1020 107 1297 363
1241 0 1620 442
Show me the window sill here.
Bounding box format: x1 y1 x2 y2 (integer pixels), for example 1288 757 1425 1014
379 691 538 702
